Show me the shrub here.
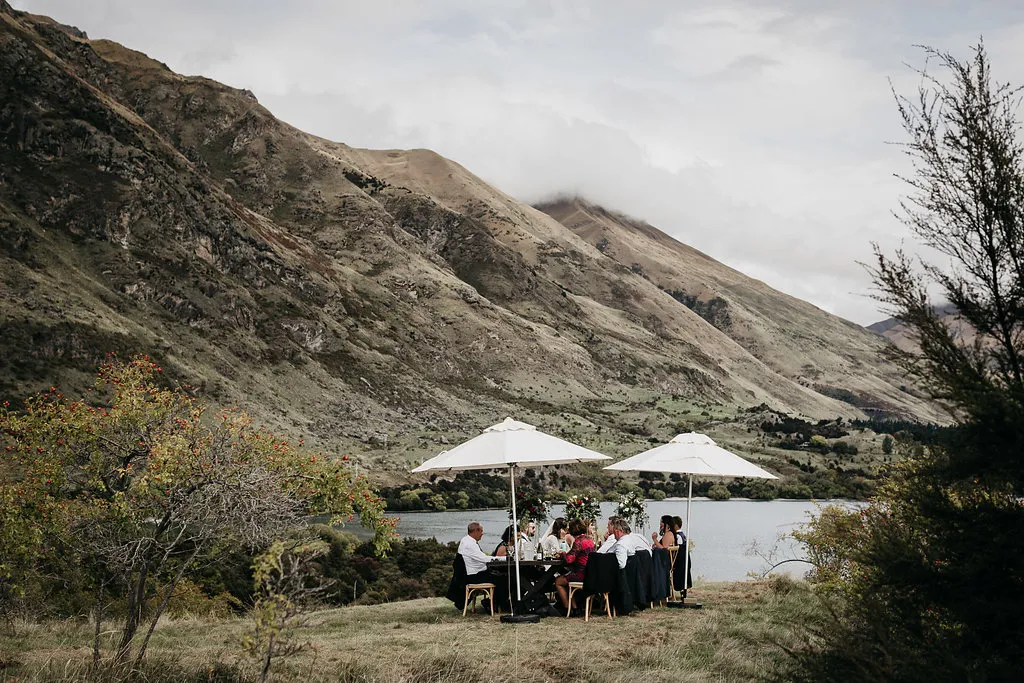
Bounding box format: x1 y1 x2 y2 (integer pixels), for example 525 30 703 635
831 441 858 456
707 484 731 500
0 357 394 667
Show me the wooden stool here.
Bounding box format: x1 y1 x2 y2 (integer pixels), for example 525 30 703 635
584 592 615 622
463 583 495 617
566 581 584 617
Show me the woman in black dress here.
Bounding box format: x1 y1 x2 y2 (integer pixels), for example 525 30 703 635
651 515 677 548
673 517 692 591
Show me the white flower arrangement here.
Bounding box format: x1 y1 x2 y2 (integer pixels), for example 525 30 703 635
615 491 649 531
564 493 601 523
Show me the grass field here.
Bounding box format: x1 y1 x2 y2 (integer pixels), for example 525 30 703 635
0 578 824 682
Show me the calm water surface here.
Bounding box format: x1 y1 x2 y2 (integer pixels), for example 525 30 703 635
350 499 861 582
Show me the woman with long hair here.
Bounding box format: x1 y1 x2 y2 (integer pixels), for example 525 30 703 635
540 517 568 556
494 524 515 556
651 514 678 548
553 519 594 610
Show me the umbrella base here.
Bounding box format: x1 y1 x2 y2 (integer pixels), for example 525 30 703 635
500 613 541 624
666 600 703 609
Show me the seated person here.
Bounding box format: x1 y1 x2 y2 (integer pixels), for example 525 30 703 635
601 518 652 558
494 520 537 557
622 525 653 555
448 521 509 612
518 520 537 557
651 515 678 548
597 516 620 553
494 524 515 557
554 519 594 609
459 521 499 583
561 526 574 553
540 517 568 556
608 518 632 568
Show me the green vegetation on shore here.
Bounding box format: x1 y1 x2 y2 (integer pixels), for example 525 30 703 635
382 410 943 511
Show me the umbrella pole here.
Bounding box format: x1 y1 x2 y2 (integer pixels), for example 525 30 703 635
684 474 692 600
509 464 522 606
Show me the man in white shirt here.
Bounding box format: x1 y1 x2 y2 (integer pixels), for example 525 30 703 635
516 520 538 558
602 519 653 568
597 516 621 553
620 529 653 556
607 518 631 568
458 521 498 581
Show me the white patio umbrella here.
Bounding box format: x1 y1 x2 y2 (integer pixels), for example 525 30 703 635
604 432 776 600
411 417 611 612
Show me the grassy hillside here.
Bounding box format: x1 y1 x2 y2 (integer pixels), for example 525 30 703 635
0 4 942 491
0 579 821 682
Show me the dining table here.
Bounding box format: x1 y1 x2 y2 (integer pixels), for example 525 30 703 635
488 557 565 612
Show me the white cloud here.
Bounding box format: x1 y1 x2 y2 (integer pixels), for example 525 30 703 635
16 0 1024 324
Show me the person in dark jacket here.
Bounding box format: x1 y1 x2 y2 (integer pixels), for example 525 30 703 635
672 517 693 591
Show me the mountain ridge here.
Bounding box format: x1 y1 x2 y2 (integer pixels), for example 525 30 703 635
0 5 944 482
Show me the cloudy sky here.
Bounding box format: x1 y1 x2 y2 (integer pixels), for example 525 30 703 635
18 1 1024 324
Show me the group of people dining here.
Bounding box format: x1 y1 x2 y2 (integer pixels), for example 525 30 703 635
451 514 690 616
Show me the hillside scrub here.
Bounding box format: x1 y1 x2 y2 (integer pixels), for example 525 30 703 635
792 43 1024 681
0 356 395 670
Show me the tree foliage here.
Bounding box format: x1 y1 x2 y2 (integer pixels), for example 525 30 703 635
796 43 1024 681
0 356 394 667
242 539 332 683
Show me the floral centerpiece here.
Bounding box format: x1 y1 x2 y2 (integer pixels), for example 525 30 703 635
564 493 601 524
512 490 548 525
615 491 649 531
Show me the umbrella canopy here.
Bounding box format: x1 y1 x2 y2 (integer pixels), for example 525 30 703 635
411 417 610 613
605 432 776 604
411 417 611 472
604 432 777 479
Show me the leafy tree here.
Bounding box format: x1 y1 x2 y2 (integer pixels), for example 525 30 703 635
743 479 779 501
830 441 858 456
706 483 731 500
0 357 394 668
797 43 1024 681
397 489 426 510
882 434 895 455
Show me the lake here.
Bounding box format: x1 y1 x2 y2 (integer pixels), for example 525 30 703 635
350 499 860 582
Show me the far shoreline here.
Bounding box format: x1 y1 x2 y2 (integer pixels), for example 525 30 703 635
382 497 862 514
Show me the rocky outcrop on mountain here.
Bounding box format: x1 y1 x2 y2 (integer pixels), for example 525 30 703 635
0 5 943 480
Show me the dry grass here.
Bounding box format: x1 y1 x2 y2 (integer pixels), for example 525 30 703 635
0 579 822 682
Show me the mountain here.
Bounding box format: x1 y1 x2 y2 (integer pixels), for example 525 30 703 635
868 304 978 353
0 4 943 479
535 200 945 416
